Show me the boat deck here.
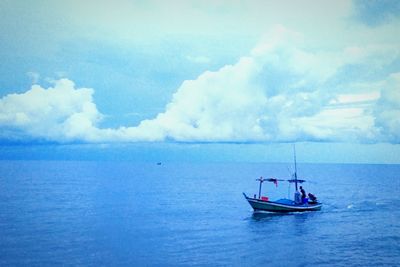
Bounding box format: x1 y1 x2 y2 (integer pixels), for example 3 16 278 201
243 193 322 212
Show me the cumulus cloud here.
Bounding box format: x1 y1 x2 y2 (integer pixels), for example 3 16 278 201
129 26 398 143
1 25 399 144
0 79 103 142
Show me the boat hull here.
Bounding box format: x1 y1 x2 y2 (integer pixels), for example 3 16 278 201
243 193 322 213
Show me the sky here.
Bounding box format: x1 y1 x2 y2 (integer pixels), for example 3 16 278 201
0 0 400 163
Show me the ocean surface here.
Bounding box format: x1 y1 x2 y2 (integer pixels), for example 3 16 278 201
0 161 399 266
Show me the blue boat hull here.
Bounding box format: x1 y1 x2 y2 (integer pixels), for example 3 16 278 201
243 193 322 212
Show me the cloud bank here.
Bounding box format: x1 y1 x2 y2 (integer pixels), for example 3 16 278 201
1 26 399 144
0 79 103 142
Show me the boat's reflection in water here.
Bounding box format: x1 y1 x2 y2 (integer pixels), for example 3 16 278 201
250 210 314 222
250 211 289 221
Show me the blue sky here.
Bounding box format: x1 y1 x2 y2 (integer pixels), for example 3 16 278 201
0 0 400 163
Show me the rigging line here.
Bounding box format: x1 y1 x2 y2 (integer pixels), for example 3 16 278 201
286 165 292 177
293 143 298 191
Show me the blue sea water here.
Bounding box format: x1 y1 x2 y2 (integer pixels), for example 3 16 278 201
0 161 399 266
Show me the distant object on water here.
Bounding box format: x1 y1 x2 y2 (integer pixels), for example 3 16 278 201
157 162 162 165
243 145 322 213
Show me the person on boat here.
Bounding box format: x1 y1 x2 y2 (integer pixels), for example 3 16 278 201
308 193 317 203
300 186 306 202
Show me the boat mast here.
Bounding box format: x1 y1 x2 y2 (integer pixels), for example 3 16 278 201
293 144 298 191
256 177 265 199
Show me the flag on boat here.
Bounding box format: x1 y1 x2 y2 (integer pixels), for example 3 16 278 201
267 178 279 187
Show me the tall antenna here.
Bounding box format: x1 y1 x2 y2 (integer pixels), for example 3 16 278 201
293 144 298 191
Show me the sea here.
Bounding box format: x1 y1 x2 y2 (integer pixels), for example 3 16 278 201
0 161 399 266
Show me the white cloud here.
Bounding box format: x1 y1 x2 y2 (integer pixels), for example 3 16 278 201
0 79 103 142
1 24 399 144
330 91 381 106
131 25 398 143
116 25 398 143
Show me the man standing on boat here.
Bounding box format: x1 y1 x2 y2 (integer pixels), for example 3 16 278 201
300 186 306 202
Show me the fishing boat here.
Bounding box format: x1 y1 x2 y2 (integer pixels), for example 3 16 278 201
243 146 322 213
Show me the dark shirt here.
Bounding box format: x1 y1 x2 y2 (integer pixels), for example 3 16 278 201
308 193 317 201
300 188 306 199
